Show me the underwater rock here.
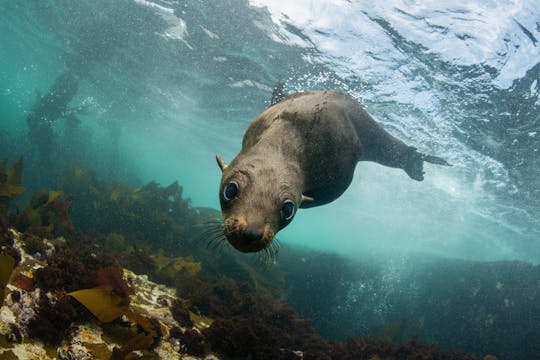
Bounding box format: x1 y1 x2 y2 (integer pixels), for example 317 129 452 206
0 229 215 359
0 226 484 360
0 172 489 359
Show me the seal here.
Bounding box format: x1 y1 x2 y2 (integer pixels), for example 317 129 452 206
216 90 450 253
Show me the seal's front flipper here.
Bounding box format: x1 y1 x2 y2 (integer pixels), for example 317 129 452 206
404 147 451 181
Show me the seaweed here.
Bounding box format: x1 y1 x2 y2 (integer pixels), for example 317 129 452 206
27 294 80 345
33 245 134 323
171 299 194 328
341 336 479 360
68 266 134 323
186 277 335 358
119 245 156 275
34 248 94 292
153 254 201 290
11 189 75 239
69 288 129 323
34 244 119 293
0 157 24 216
0 163 498 359
107 310 162 359
183 274 484 360
21 233 47 255
95 265 134 298
174 328 209 357
0 253 16 307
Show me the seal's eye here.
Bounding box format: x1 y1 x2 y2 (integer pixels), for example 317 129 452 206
281 199 296 221
222 181 239 201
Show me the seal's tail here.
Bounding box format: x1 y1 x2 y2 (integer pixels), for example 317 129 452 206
404 147 451 181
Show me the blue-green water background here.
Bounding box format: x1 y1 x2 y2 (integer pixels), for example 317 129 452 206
2 0 538 263
2 1 540 357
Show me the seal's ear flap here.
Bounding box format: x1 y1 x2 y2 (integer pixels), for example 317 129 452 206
301 194 314 203
216 155 228 172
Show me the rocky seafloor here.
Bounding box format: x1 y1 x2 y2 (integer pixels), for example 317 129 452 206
0 158 500 359
0 229 492 360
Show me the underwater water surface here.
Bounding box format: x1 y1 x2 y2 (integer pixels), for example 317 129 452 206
1 0 540 359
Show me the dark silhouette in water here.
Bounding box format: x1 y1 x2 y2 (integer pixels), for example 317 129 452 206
216 89 450 253
26 70 80 163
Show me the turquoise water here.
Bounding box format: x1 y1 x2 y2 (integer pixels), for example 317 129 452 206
3 0 538 263
2 1 540 358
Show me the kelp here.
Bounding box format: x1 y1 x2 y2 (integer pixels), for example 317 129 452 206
34 246 117 293
0 253 16 307
153 254 201 290
47 165 291 301
103 309 161 359
15 189 74 238
0 157 24 215
68 265 134 323
59 166 194 246
0 162 490 359
170 327 208 356
21 233 47 255
0 253 15 288
69 288 129 323
188 311 214 332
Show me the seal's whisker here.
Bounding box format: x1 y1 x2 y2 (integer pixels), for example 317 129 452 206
194 221 227 252
270 238 280 257
195 221 223 238
216 238 229 253
256 247 269 266
208 234 225 250
254 239 281 267
264 238 280 264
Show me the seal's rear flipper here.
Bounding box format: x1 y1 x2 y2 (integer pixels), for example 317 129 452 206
404 147 451 181
271 82 287 106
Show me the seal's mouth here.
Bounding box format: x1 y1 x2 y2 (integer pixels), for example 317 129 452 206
222 219 274 253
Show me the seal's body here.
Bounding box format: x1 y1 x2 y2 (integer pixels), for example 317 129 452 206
217 90 449 252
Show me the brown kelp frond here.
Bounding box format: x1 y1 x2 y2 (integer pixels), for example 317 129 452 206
0 157 25 214
69 288 129 323
110 309 162 358
153 254 201 286
7 157 23 185
0 253 16 307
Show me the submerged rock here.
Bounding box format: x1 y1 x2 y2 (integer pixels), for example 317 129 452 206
0 230 218 360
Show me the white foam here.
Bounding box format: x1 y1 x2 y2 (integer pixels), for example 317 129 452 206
133 0 191 46
250 0 540 88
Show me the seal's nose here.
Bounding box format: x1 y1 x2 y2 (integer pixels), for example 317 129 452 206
242 227 263 242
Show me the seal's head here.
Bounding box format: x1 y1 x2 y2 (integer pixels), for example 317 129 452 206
216 155 305 253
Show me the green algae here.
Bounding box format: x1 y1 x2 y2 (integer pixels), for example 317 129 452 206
0 157 24 215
